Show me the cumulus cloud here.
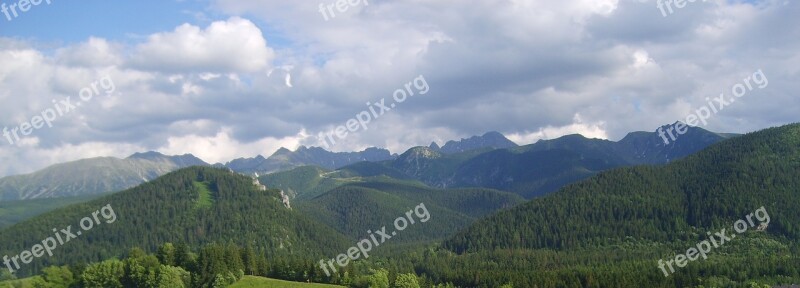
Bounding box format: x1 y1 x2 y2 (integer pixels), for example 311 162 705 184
159 127 310 164
55 37 122 67
129 17 274 73
506 114 609 145
0 0 798 176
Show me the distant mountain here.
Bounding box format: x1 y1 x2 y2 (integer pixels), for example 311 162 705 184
459 124 736 197
223 155 267 172
127 151 208 167
222 146 396 174
0 152 208 201
392 146 445 178
445 123 799 252
614 122 735 164
432 131 518 154
341 125 737 198
0 126 733 202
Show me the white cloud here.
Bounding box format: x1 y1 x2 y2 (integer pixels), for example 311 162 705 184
159 128 310 164
129 17 274 73
0 141 145 177
507 114 609 145
55 37 122 67
1 0 799 176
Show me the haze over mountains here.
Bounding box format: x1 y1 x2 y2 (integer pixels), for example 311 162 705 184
0 125 735 202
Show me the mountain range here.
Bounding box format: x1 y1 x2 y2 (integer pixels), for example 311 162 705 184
219 146 396 174
343 123 736 198
0 125 735 202
0 147 394 201
429 131 519 154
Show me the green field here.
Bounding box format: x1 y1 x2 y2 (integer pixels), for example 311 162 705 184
230 276 346 288
193 181 214 209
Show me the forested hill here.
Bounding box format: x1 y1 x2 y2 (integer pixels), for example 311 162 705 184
445 123 800 253
297 179 524 242
0 167 351 277
261 165 525 244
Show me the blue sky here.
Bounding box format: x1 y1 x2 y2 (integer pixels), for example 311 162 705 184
0 0 294 48
1 1 203 41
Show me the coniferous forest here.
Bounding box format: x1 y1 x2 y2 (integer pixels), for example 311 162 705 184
1 125 799 287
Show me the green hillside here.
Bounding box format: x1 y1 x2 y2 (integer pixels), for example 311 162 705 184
333 161 411 180
0 167 351 277
431 123 800 287
298 182 522 244
347 180 522 219
266 166 524 246
446 124 800 252
260 166 355 200
452 145 626 198
0 194 106 229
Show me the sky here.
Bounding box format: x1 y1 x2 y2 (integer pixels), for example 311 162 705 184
0 0 797 176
